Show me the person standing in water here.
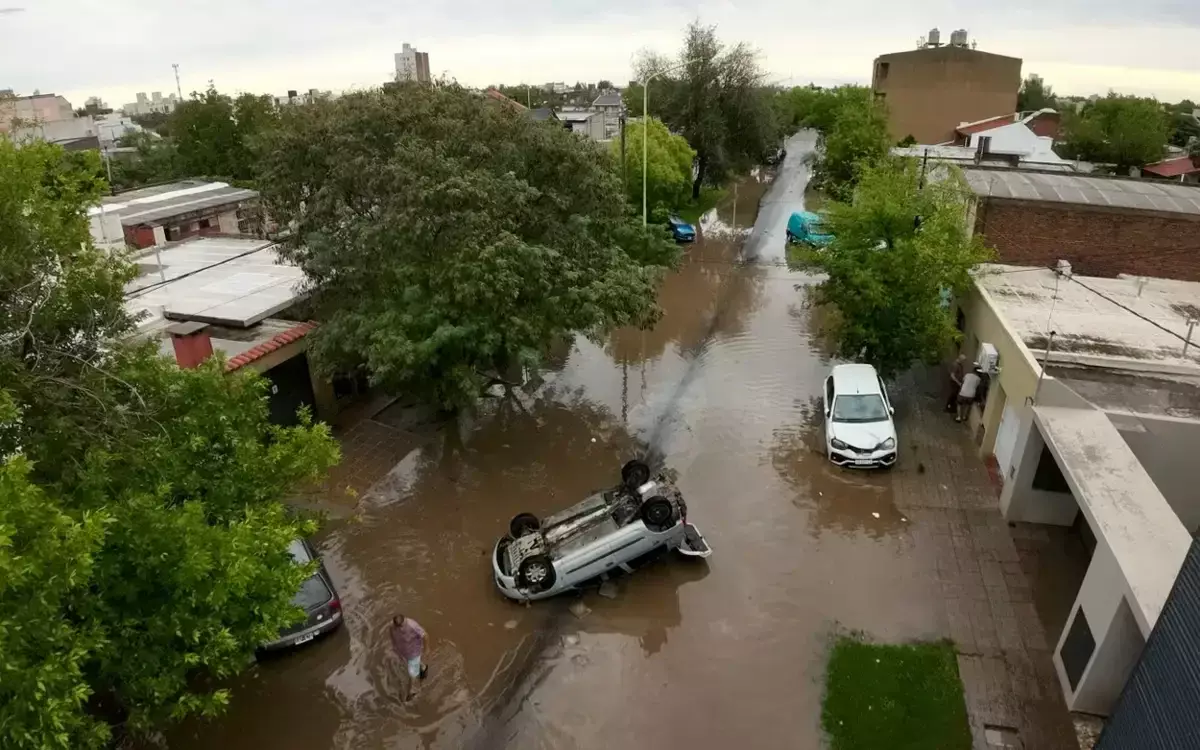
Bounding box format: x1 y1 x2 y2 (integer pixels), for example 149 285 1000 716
389 614 428 700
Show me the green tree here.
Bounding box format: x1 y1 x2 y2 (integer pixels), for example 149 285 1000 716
130 111 172 135
636 21 778 197
0 138 339 742
1017 74 1055 112
792 158 992 378
612 117 696 213
108 130 183 190
1060 94 1169 171
257 83 678 410
811 93 891 200
0 456 108 750
168 86 279 182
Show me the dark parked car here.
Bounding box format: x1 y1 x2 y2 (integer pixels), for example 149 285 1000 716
765 145 786 165
260 539 343 651
667 214 696 243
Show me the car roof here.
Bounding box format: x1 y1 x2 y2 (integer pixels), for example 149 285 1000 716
830 364 882 395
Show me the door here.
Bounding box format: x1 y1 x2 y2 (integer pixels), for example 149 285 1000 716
264 353 317 427
993 397 1021 483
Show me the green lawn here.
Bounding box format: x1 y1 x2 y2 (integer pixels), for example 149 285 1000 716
674 186 727 226
822 637 972 750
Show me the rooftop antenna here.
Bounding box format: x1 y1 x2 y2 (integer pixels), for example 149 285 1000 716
172 63 182 100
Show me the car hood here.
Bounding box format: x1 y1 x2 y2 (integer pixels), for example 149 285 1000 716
829 420 896 450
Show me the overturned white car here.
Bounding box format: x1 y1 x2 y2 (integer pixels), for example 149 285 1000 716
492 461 712 601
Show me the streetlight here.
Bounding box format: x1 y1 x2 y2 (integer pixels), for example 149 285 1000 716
639 57 704 225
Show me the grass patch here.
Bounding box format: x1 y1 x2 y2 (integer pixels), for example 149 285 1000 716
674 186 727 226
822 637 971 750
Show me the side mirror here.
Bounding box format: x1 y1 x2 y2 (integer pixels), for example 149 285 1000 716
889 406 895 415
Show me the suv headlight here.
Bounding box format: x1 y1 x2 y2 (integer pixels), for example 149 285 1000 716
830 437 848 450
877 437 896 451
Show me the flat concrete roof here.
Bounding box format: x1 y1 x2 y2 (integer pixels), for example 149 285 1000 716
125 237 304 328
1034 405 1192 631
95 180 258 226
1048 366 1200 421
963 168 1200 216
977 265 1200 373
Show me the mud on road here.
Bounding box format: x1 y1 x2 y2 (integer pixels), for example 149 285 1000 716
165 132 944 750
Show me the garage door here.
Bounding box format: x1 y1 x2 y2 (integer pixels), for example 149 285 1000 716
993 401 1021 483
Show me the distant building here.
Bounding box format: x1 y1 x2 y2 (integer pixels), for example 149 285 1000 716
0 92 75 133
273 88 331 106
394 43 431 83
591 90 623 141
90 180 262 251
892 108 1073 170
872 29 1022 144
558 110 606 141
84 96 110 111
543 82 568 94
1142 156 1200 185
121 92 180 117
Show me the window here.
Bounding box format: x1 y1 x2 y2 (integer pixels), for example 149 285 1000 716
877 62 890 81
831 394 889 423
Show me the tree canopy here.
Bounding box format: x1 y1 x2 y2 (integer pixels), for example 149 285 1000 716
0 138 338 747
1017 74 1055 112
1060 93 1169 171
634 21 779 197
792 158 992 378
256 83 678 410
612 117 696 215
798 86 891 200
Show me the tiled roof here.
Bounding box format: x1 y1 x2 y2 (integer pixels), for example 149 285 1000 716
956 113 1018 136
225 320 317 372
1143 156 1200 179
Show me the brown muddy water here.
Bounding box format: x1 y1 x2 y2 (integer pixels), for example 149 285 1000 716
164 132 942 750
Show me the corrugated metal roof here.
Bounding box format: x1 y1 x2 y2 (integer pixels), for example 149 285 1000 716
1143 157 1200 179
963 169 1200 216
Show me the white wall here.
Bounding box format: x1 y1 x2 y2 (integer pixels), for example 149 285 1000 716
217 210 240 234
89 211 124 250
968 121 1061 160
1000 414 1079 526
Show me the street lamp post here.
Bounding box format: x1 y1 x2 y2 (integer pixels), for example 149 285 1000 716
639 57 703 226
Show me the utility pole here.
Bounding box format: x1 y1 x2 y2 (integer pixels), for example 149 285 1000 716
172 63 182 100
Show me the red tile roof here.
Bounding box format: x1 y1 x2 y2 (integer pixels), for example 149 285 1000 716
225 321 317 372
1143 156 1200 178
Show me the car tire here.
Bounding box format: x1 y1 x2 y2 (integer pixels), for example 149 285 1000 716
621 460 651 489
517 555 556 591
641 496 676 531
509 513 541 538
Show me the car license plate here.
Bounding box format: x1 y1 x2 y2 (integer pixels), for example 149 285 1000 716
853 459 874 466
293 633 315 646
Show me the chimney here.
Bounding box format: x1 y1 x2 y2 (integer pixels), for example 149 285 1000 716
167 321 213 369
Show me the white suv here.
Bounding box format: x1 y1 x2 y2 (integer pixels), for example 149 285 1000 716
823 364 897 468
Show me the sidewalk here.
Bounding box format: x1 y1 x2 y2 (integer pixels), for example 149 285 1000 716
892 373 1078 750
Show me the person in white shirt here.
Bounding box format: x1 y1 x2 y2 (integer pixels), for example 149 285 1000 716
956 367 982 423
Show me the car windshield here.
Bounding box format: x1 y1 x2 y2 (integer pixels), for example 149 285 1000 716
292 572 332 611
832 394 889 423
808 220 830 236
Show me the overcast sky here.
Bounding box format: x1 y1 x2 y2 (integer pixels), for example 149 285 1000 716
2 1 1198 108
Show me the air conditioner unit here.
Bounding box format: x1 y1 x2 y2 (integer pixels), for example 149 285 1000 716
976 342 999 375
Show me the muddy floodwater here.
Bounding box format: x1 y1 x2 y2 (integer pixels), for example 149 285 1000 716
165 132 944 750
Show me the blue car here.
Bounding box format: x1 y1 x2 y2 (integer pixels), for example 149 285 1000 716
667 215 696 243
786 211 833 247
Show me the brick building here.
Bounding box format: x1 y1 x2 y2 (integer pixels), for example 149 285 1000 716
963 168 1200 281
872 33 1022 144
90 180 262 251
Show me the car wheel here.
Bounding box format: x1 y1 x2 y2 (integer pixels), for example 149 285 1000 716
509 513 541 538
641 496 676 531
517 555 556 591
621 460 651 489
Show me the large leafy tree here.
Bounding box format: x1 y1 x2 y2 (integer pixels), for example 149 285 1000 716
257 83 677 410
635 21 778 197
612 117 696 214
1017 74 1055 112
792 158 992 378
1060 94 1169 171
0 138 339 745
811 94 892 200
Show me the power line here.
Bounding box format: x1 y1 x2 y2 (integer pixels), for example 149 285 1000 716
1065 275 1192 346
124 241 276 300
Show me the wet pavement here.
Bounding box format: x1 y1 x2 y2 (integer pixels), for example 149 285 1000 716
164 131 1074 750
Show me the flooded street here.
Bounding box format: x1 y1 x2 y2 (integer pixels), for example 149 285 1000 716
166 131 945 750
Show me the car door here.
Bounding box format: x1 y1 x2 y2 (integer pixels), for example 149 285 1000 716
823 376 834 438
